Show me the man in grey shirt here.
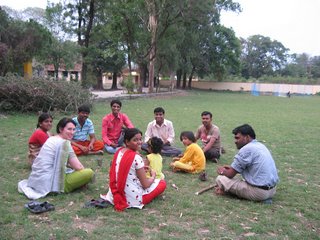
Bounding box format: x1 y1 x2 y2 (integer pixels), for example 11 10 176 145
215 124 279 203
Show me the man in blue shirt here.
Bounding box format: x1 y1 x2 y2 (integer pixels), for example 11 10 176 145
215 124 279 202
71 105 104 156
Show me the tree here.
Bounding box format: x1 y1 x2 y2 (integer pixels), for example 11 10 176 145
240 35 289 79
0 8 52 76
56 0 95 87
43 2 80 79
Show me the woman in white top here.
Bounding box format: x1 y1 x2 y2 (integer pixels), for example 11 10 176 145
18 117 94 200
104 128 166 211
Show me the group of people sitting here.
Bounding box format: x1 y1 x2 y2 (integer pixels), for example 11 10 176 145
18 99 279 210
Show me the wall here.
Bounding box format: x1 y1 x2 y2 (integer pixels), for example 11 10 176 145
173 81 320 95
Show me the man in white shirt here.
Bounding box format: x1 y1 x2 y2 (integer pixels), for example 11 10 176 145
142 107 181 157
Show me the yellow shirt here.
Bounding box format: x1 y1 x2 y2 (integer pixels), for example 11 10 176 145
179 143 206 173
147 153 165 179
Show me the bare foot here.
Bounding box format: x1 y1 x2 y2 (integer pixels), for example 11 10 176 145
88 150 104 155
214 186 225 195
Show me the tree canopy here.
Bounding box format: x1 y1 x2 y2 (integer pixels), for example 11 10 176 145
1 1 320 87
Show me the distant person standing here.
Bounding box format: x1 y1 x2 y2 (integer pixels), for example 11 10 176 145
102 100 134 154
71 104 104 156
195 111 221 162
142 107 181 157
215 124 279 203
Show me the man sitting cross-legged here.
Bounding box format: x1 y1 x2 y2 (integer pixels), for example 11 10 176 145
71 104 104 156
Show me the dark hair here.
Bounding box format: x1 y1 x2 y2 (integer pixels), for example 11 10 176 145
123 128 142 143
78 104 91 113
154 107 165 114
232 124 256 139
110 99 122 107
37 113 53 128
201 111 212 118
147 137 163 154
56 117 76 133
180 131 196 142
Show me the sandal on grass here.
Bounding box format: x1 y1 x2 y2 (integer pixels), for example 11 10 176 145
25 201 55 214
83 198 111 209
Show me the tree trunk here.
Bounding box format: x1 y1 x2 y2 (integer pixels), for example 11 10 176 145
182 71 187 89
188 66 195 89
111 71 118 90
176 69 182 89
95 69 104 90
147 1 157 93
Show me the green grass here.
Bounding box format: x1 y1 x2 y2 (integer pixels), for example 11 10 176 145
1 90 320 239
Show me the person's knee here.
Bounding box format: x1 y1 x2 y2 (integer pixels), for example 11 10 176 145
82 168 94 181
105 145 116 154
159 179 167 192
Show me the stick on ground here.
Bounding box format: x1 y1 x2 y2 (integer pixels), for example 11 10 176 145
195 185 216 195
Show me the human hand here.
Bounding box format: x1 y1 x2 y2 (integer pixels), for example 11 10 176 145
88 143 94 151
144 165 151 173
150 170 156 178
110 142 117 148
217 166 225 175
80 145 89 154
172 157 180 161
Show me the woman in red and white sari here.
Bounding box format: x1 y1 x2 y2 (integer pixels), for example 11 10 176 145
103 128 166 211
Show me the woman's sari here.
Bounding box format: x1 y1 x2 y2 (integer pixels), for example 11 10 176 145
109 148 136 211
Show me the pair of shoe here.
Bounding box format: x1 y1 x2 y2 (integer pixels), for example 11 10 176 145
25 201 55 214
84 198 111 208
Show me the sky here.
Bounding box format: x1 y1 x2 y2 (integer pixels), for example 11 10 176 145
221 0 320 56
1 0 319 56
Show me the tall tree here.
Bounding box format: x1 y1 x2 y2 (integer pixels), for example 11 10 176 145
44 2 80 79
57 0 96 87
240 35 289 78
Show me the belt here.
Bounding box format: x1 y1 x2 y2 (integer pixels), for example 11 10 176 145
255 185 275 190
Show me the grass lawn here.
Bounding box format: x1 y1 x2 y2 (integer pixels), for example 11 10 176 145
1 90 319 239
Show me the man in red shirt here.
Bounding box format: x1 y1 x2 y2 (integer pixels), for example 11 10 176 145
102 100 134 154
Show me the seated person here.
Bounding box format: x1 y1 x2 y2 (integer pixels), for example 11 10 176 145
215 124 279 203
142 107 181 157
28 113 53 166
102 128 166 211
71 104 104 156
18 118 94 200
170 131 205 174
195 111 221 162
144 137 165 179
102 100 134 154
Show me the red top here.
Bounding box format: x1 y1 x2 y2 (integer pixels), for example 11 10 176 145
102 112 134 145
28 129 49 145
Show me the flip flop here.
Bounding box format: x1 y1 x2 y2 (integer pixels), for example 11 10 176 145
25 201 55 214
83 198 111 208
94 198 111 208
83 199 97 208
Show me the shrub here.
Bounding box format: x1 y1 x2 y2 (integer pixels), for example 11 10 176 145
0 75 94 112
120 76 135 93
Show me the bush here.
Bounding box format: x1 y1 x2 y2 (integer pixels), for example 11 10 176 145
0 75 94 112
120 76 135 93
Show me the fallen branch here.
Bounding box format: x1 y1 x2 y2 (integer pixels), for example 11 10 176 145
195 185 216 195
